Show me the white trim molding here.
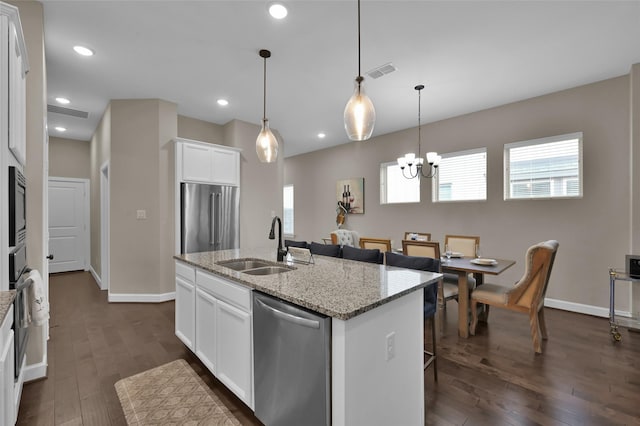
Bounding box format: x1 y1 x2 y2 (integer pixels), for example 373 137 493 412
108 292 176 303
544 297 632 319
23 356 48 383
89 265 102 290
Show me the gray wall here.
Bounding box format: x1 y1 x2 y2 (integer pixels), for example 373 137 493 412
285 74 636 314
49 136 90 179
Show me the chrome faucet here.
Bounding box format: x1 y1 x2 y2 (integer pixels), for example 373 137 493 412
269 216 287 262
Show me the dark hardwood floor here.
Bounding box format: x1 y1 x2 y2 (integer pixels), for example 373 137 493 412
16 271 640 425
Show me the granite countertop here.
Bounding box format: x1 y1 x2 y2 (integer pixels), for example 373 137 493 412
175 248 441 320
0 290 17 325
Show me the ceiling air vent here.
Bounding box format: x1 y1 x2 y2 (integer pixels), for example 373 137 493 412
47 104 89 119
366 62 397 79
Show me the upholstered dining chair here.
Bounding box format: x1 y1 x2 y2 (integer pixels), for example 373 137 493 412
359 237 392 253
402 240 468 314
444 234 480 258
342 245 384 264
404 232 431 241
330 229 360 247
309 242 341 258
284 239 308 249
469 240 559 354
385 251 440 381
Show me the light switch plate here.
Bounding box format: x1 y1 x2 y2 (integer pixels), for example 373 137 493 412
136 209 147 220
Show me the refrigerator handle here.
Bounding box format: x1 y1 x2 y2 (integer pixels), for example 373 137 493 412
209 193 215 246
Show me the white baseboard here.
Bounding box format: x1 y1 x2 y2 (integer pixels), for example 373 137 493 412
108 292 176 303
89 265 103 290
23 355 48 382
544 297 632 319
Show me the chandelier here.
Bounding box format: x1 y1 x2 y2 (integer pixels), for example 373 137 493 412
397 84 440 179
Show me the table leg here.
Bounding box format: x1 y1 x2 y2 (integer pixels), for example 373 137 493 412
457 271 469 338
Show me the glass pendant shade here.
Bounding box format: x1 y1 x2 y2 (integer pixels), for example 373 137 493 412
256 119 278 163
344 77 376 141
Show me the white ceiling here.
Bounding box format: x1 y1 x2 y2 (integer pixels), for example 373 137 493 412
41 1 640 157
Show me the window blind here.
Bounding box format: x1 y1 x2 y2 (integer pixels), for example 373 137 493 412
433 148 487 202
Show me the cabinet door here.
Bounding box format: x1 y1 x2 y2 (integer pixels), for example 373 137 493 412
195 288 216 373
1 330 15 426
8 20 26 165
216 299 253 409
181 143 213 183
175 276 195 350
211 148 239 186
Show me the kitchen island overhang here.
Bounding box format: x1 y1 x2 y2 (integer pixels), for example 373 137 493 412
174 248 441 426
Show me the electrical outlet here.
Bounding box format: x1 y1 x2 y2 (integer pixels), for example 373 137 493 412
386 332 395 361
136 209 147 220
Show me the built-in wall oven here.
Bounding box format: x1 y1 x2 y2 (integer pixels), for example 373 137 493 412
8 165 30 380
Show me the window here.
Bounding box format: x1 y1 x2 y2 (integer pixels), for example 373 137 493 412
432 148 487 202
283 185 294 235
380 161 420 204
504 132 582 200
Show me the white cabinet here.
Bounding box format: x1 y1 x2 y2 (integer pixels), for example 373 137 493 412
1 305 15 426
215 299 252 407
177 139 240 186
1 3 29 166
195 287 216 372
175 261 254 409
175 263 196 350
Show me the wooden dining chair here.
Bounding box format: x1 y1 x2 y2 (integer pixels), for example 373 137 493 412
402 240 459 312
403 232 431 241
359 237 392 253
470 240 559 354
444 234 480 257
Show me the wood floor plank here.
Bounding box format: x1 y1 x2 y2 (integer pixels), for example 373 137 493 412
16 270 640 425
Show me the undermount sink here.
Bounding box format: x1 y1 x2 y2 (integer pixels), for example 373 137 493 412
217 259 275 271
242 266 294 276
217 258 295 275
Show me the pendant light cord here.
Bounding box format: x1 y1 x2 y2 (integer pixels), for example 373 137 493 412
263 56 267 121
418 88 421 157
357 0 361 78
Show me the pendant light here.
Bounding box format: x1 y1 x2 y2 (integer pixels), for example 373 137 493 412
344 0 375 141
397 85 441 179
256 49 278 163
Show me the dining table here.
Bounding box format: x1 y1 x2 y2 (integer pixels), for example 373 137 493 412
441 256 516 338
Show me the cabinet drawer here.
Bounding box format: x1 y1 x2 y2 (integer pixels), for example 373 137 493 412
196 270 251 311
176 261 195 282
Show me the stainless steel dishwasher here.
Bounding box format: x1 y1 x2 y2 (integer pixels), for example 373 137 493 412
253 291 331 426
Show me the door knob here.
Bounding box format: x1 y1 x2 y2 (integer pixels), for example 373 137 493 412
46 254 54 260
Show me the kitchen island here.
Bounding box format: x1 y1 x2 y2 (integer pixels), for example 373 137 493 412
174 248 441 426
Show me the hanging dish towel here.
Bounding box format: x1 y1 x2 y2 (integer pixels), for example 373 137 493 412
28 269 49 326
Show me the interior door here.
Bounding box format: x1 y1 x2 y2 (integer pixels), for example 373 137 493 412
48 178 89 273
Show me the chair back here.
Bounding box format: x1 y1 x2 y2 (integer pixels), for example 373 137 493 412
444 234 480 257
330 229 360 247
284 239 308 249
309 242 341 258
403 232 431 241
359 237 392 253
508 240 558 309
386 251 440 317
342 245 383 264
402 240 441 259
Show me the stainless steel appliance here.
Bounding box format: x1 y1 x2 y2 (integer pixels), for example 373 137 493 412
9 243 26 284
9 166 26 247
253 291 331 426
11 271 32 380
180 182 239 254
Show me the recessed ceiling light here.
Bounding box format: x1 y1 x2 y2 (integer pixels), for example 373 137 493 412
73 45 94 56
318 133 326 139
217 99 229 106
55 97 70 105
55 126 67 132
268 3 288 19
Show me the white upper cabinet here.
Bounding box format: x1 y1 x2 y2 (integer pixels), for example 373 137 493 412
1 3 29 166
176 138 240 186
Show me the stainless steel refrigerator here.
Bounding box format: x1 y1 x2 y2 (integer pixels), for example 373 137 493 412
181 182 240 253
